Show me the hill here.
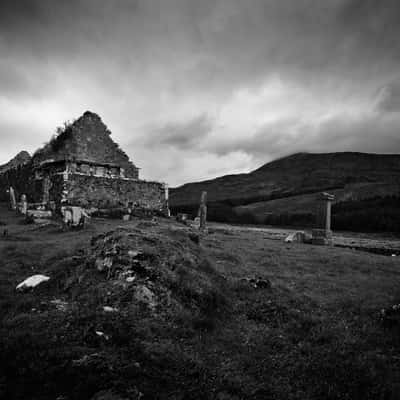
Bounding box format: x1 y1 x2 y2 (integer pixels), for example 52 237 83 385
170 152 400 231
0 151 31 175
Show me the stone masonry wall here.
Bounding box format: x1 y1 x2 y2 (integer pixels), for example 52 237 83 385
63 174 165 210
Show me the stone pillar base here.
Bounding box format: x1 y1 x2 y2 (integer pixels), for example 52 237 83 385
311 229 334 246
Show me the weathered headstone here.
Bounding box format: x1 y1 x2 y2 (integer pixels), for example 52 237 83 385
312 192 334 245
20 194 28 215
163 183 170 217
9 187 16 210
61 206 89 228
199 191 207 232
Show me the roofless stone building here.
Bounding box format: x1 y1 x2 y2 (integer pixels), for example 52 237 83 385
0 111 167 213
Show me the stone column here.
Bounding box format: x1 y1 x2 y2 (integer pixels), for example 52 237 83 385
312 192 335 245
199 191 207 232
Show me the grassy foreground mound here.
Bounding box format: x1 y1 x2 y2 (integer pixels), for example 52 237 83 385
0 223 228 400
1 208 400 399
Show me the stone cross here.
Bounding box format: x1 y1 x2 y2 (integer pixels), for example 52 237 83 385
199 191 207 231
9 186 16 210
312 192 335 245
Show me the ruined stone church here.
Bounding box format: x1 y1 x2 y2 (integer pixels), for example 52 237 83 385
0 111 167 212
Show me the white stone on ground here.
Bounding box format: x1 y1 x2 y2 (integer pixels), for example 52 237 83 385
103 306 118 312
285 231 306 243
16 274 50 290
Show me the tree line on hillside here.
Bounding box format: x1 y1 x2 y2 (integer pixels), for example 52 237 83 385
332 195 400 233
171 185 342 209
171 195 400 233
0 163 36 203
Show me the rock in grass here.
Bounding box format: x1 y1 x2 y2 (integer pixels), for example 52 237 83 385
16 274 50 291
95 331 109 340
380 304 400 327
241 276 272 289
188 232 200 244
285 231 306 243
91 389 132 400
103 306 118 313
95 257 113 272
134 284 156 309
50 299 68 311
128 250 141 258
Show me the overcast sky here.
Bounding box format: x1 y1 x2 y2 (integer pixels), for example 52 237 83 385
1 0 400 186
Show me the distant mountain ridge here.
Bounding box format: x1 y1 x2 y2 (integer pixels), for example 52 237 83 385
0 151 31 174
170 152 400 232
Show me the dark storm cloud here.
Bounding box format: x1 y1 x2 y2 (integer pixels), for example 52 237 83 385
1 0 400 184
338 0 400 53
208 112 400 162
2 0 400 96
146 114 213 149
376 81 400 112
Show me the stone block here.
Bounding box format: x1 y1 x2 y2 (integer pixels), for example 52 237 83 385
311 229 333 246
285 231 306 243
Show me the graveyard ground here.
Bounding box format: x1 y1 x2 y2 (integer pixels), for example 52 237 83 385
1 203 400 400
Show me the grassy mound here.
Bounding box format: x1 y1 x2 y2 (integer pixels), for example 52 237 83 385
0 225 228 400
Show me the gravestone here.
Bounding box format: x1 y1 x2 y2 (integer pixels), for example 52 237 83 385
199 191 207 232
20 194 28 215
9 187 16 210
312 192 334 245
163 183 170 217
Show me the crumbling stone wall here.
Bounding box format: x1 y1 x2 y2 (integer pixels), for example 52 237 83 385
0 112 166 210
63 174 165 210
48 174 66 209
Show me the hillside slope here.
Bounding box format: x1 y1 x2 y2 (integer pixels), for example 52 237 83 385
170 152 400 231
0 151 31 175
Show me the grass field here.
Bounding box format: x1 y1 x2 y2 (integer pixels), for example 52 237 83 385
1 204 400 399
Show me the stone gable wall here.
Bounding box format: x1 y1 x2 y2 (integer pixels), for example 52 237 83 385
68 113 138 178
33 112 139 179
